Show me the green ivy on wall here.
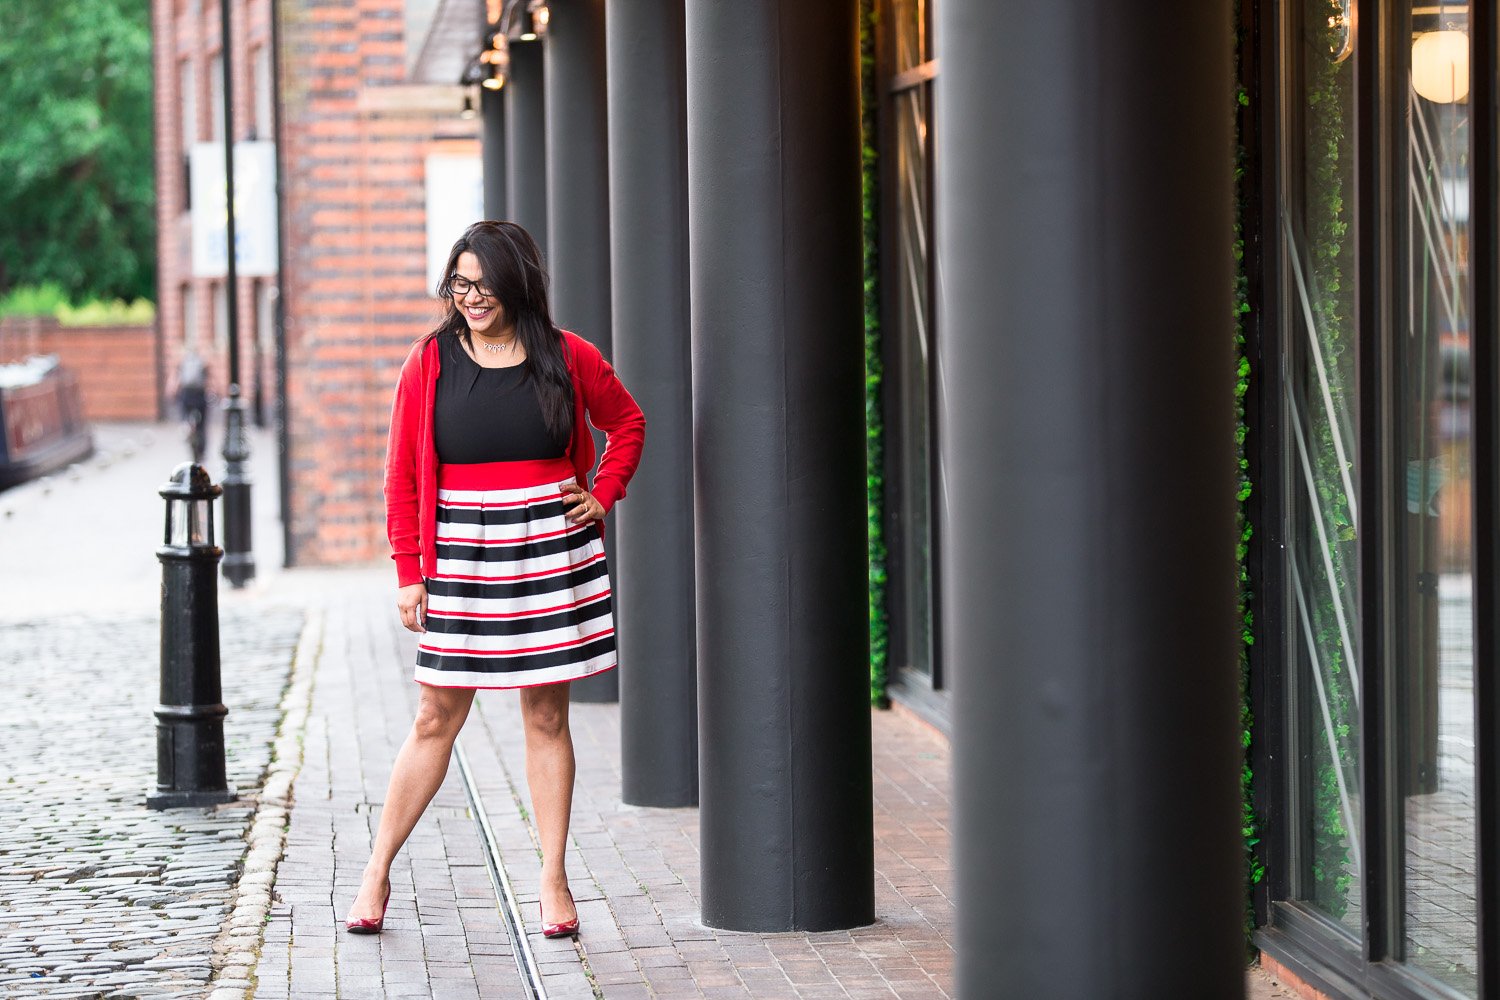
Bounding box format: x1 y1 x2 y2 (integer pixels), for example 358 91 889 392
861 0 891 708
1300 0 1360 916
1233 63 1266 944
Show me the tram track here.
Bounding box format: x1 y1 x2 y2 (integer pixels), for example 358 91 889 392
453 737 549 1000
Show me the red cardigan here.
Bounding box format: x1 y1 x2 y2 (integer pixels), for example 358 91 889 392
384 329 646 587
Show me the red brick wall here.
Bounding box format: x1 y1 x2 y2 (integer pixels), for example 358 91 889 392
152 0 480 567
151 0 275 414
277 2 478 567
0 317 159 422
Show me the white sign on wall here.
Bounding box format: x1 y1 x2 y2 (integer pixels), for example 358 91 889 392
190 141 279 278
425 154 485 294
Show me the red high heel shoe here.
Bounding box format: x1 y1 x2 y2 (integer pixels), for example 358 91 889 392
540 888 580 938
345 881 391 934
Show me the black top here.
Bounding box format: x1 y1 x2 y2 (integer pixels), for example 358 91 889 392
433 334 568 464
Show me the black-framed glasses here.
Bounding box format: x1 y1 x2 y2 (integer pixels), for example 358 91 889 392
444 275 496 299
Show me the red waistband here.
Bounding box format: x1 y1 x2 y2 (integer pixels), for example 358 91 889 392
437 458 576 491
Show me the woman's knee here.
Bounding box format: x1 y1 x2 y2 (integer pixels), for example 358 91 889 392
413 689 471 742
522 688 569 740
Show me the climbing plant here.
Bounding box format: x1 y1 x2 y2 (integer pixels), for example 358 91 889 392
860 0 891 708
1234 59 1265 944
1296 0 1361 920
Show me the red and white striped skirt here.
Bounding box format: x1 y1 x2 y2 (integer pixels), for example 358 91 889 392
415 457 617 689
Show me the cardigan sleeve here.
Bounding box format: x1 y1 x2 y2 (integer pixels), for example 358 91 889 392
580 345 645 514
384 344 425 587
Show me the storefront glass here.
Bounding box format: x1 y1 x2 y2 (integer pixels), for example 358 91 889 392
886 0 937 686
1399 4 1476 993
1283 0 1363 934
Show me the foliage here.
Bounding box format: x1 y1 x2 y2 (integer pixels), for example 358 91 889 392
0 284 154 325
1300 0 1360 917
860 0 890 707
57 297 156 326
0 0 157 303
0 284 72 318
1233 65 1265 947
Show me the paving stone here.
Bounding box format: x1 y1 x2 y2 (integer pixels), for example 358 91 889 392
0 598 301 997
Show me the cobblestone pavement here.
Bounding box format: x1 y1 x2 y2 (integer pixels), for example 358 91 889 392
0 608 303 998
0 420 300 998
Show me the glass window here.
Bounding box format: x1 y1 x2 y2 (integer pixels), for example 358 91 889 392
891 0 930 72
180 59 197 153
213 282 228 353
1282 0 1362 934
1399 4 1475 993
210 53 225 142
254 45 273 140
183 285 196 347
891 81 934 680
884 0 938 684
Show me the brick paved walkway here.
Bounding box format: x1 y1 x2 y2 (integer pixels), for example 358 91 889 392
247 567 955 999
251 574 527 1000
255 566 1291 1000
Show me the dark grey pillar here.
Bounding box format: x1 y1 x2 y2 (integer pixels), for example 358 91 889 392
686 1 872 931
545 0 616 704
504 40 546 253
606 0 696 807
936 0 1242 996
481 86 506 220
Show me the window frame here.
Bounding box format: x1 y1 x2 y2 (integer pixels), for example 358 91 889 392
1252 0 1500 995
877 0 946 722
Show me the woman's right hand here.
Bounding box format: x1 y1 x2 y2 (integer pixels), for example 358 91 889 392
397 583 428 633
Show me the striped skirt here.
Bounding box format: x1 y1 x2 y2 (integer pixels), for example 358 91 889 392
415 457 617 689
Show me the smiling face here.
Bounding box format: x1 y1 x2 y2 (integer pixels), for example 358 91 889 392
449 251 509 337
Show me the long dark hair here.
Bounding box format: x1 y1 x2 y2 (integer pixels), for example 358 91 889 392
428 221 573 440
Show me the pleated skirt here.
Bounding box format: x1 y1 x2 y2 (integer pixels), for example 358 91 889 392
415 457 617 689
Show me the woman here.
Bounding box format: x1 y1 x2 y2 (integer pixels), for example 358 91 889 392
345 220 645 938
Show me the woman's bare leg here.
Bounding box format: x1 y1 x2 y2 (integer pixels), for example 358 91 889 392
346 684 476 921
520 683 578 924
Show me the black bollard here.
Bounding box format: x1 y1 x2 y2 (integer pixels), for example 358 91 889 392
147 463 236 809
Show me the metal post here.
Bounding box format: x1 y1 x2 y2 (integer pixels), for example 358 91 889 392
148 463 235 809
936 0 1242 994
219 0 255 588
482 83 507 220
505 39 547 253
269 0 293 568
686 0 873 931
607 0 696 807
545 0 616 704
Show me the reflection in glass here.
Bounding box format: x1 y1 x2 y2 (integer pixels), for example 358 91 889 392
1400 5 1476 994
891 0 929 72
891 82 934 678
1284 0 1362 931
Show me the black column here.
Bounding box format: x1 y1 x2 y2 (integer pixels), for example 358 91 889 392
686 2 872 931
937 0 1242 995
481 86 506 220
606 0 696 806
545 0 616 704
504 40 546 252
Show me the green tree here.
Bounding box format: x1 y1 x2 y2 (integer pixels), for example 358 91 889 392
0 0 156 302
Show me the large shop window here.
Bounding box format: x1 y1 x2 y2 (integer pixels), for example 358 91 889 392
882 0 942 713
1263 0 1485 996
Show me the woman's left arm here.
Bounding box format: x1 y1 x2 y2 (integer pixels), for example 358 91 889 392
582 352 645 514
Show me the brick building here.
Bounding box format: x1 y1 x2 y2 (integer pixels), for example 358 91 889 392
150 0 481 566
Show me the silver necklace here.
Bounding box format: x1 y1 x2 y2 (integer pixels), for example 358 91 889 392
477 336 515 354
